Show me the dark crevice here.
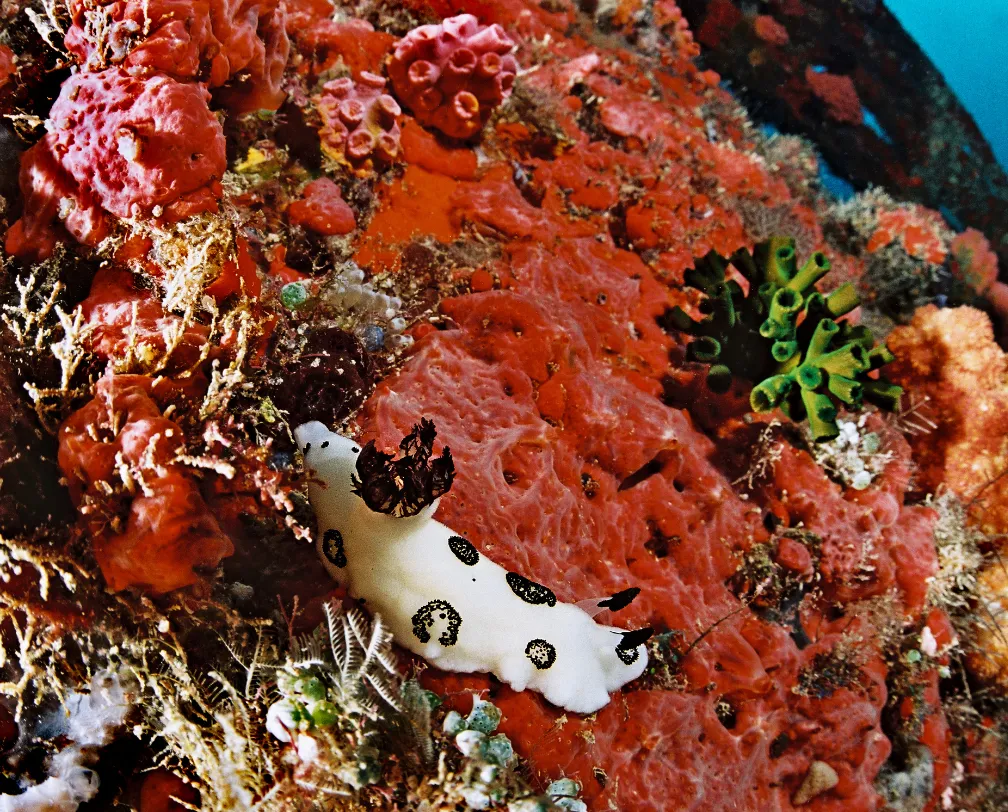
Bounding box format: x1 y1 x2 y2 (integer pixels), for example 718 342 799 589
617 456 665 491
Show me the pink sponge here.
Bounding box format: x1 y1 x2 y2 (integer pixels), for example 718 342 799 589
47 68 226 220
64 0 290 111
317 72 402 169
47 68 226 221
64 0 217 78
7 68 226 259
387 13 518 140
4 139 108 260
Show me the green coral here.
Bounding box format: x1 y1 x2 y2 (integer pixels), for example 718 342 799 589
665 236 902 440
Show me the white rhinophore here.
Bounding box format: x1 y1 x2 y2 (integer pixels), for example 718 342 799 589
295 421 650 714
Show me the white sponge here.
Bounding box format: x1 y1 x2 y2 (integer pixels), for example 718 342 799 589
296 421 650 714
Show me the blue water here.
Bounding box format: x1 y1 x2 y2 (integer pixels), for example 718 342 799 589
886 0 1008 170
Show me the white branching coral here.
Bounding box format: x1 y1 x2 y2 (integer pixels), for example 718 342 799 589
137 637 275 811
733 420 784 490
0 536 89 720
0 668 137 812
809 413 893 490
200 306 254 420
2 272 64 353
0 535 84 602
140 213 236 314
1 267 94 428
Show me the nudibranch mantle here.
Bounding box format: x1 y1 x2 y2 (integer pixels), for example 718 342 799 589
295 421 649 714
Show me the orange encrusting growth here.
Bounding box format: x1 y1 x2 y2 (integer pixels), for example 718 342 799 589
58 374 233 594
354 164 460 273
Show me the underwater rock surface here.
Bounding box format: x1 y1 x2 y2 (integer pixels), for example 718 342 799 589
678 0 1008 275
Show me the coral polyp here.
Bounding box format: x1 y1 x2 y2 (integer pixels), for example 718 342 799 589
667 236 902 439
387 14 518 140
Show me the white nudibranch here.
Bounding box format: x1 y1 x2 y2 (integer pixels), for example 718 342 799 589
295 419 652 714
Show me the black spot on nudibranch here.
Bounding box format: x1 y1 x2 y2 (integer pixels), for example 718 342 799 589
615 645 639 665
506 572 557 606
412 600 462 646
525 639 557 670
321 440 330 448
304 443 311 454
321 529 347 568
448 535 479 566
615 627 654 665
598 587 641 612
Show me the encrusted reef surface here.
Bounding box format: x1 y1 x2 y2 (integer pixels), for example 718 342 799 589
0 0 1005 809
676 0 1008 277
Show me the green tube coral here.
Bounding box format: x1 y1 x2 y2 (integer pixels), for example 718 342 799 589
660 236 903 440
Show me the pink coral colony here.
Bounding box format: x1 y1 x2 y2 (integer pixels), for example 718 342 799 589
317 72 403 168
387 13 518 140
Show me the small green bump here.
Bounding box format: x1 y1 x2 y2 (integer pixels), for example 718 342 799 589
467 698 502 733
688 335 722 363
707 364 733 394
443 710 466 735
455 729 486 757
281 281 310 310
422 689 443 711
862 432 881 454
548 778 581 798
483 733 514 766
310 699 340 727
355 745 382 785
300 677 326 701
